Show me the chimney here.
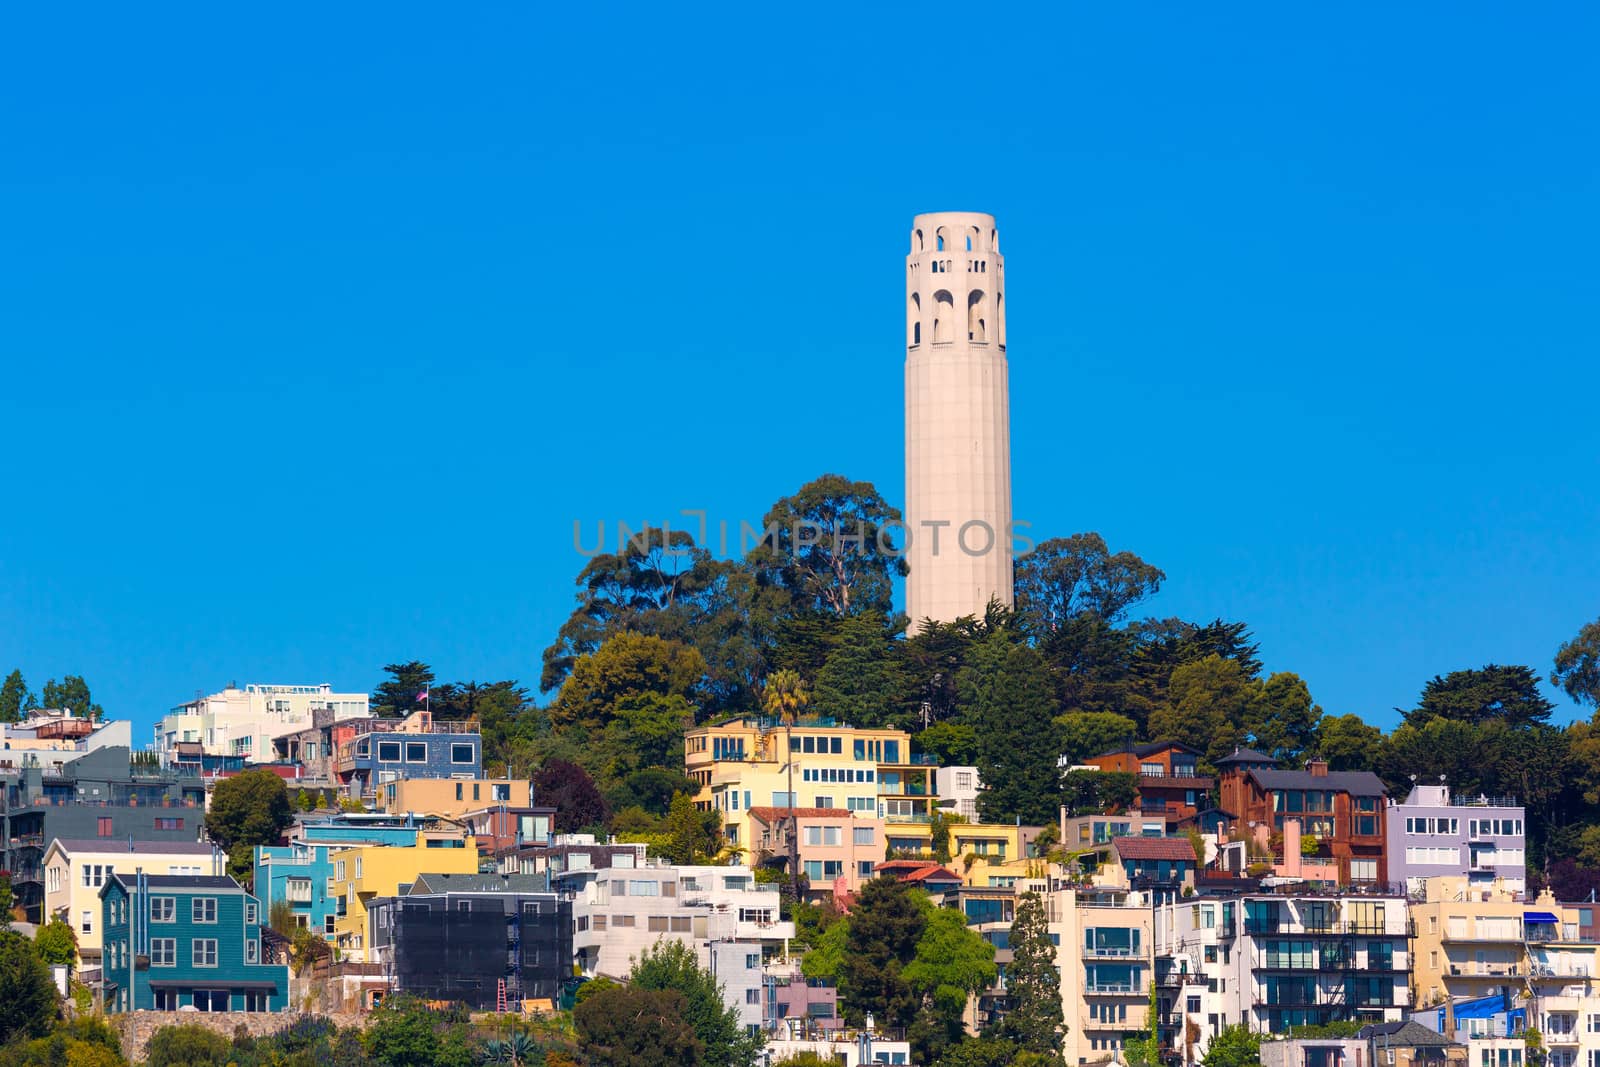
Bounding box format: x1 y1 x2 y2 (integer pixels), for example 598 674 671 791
1307 759 1329 778
1284 818 1302 878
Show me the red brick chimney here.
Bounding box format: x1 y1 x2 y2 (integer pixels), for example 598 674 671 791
1307 759 1329 777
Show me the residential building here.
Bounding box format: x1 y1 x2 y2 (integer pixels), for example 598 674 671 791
935 766 984 819
375 776 530 817
458 804 554 856
1085 742 1214 827
1096 836 1197 898
0 746 205 922
683 716 921 850
763 1028 912 1066
155 683 370 764
2 708 132 754
367 876 571 1010
1409 878 1591 1009
327 826 480 960
43 838 221 964
494 834 648 894
763 958 840 1038
271 706 383 783
1048 885 1157 1066
873 859 965 894
571 861 795 1037
1355 1021 1467 1067
1386 783 1526 895
1217 749 1388 886
1262 1035 1369 1067
1062 811 1169 850
98 873 288 1013
748 806 883 899
254 816 433 939
332 711 481 801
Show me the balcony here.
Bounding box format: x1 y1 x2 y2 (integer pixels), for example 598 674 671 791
1085 982 1148 995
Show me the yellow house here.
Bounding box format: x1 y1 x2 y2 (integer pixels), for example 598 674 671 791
1409 876 1587 1009
375 777 531 817
42 838 223 963
328 825 478 960
685 716 928 852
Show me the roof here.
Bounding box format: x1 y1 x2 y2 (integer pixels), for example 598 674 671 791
1111 837 1197 862
1092 741 1203 760
873 860 963 885
407 872 549 894
1215 747 1276 767
1247 768 1387 796
1357 1021 1459 1047
105 873 243 892
748 807 851 823
48 839 216 857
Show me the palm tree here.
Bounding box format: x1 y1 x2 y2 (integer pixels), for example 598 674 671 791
762 670 811 900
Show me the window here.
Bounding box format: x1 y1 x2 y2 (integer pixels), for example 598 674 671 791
377 741 402 762
629 880 660 897
155 817 183 831
746 988 761 1004
193 938 219 967
670 916 692 932
154 988 179 1011
194 989 228 1011
193 898 217 924
647 916 670 932
612 915 635 928
80 910 92 935
854 826 875 846
246 939 259 964
406 742 427 763
152 897 176 922
246 902 257 925
451 743 474 764
324 915 336 935
244 991 269 1012
97 817 113 837
805 826 842 847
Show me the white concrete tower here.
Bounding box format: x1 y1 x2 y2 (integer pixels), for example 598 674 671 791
904 211 1014 627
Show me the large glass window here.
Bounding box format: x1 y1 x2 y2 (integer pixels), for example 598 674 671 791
405 742 428 763
451 743 474 764
377 741 402 762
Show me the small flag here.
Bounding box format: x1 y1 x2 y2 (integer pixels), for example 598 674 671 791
417 688 429 703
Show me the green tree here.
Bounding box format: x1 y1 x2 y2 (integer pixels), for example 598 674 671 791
1404 664 1554 729
0 873 13 929
1554 618 1600 709
1014 532 1165 631
0 930 57 1043
914 722 980 766
33 918 76 969
1245 672 1323 766
1060 769 1138 817
1202 1024 1262 1067
1148 655 1259 769
371 661 435 718
836 877 925 1028
296 788 317 812
963 633 1061 825
660 793 726 865
903 902 999 1064
144 1023 232 1066
596 691 695 779
363 998 442 1066
4 1016 127 1067
936 1038 1058 1067
630 938 761 1067
574 985 703 1067
38 675 102 719
749 474 907 620
813 613 907 729
607 767 701 816
549 633 704 735
1054 711 1139 766
0 670 31 724
997 892 1064 1059
1312 713 1383 771
203 769 293 884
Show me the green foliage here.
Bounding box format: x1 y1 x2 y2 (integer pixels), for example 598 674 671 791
935 1038 1059 1067
1060 768 1138 817
1313 713 1384 771
145 1023 233 1066
1248 672 1322 766
659 793 727 865
747 473 907 620
1014 532 1165 630
1285 1021 1364 1038
0 930 55 1044
574 984 704 1067
771 1055 839 1067
204 769 294 865
1405 664 1554 729
999 892 1064 1059
39 675 103 719
1149 654 1257 768
1554 619 1600 709
363 998 441 1066
1054 711 1139 766
1203 1024 1262 1067
914 721 980 766
297 788 318 812
0 873 14 929
629 938 761 1067
963 632 1062 825
372 660 434 718
0 670 31 724
813 613 907 729
3 1015 127 1067
33 918 76 967
607 767 700 816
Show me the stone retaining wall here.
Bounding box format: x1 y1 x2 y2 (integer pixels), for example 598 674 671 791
114 1010 366 1062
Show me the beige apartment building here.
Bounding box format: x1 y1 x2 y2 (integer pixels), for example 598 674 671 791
42 838 221 962
375 777 530 817
1048 885 1156 1066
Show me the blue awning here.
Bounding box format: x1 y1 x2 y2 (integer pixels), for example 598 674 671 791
1524 911 1559 923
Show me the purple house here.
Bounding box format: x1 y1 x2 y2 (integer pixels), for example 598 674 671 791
1385 781 1525 894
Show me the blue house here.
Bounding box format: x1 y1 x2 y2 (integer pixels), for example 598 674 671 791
254 815 427 937
99 873 289 1013
333 715 482 800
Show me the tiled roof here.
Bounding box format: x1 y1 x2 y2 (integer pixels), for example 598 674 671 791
875 860 963 884
748 807 850 823
1110 837 1196 862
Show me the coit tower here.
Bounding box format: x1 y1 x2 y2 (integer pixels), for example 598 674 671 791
904 211 1014 628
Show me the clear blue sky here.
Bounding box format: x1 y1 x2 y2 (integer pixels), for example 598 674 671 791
3 3 1597 744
